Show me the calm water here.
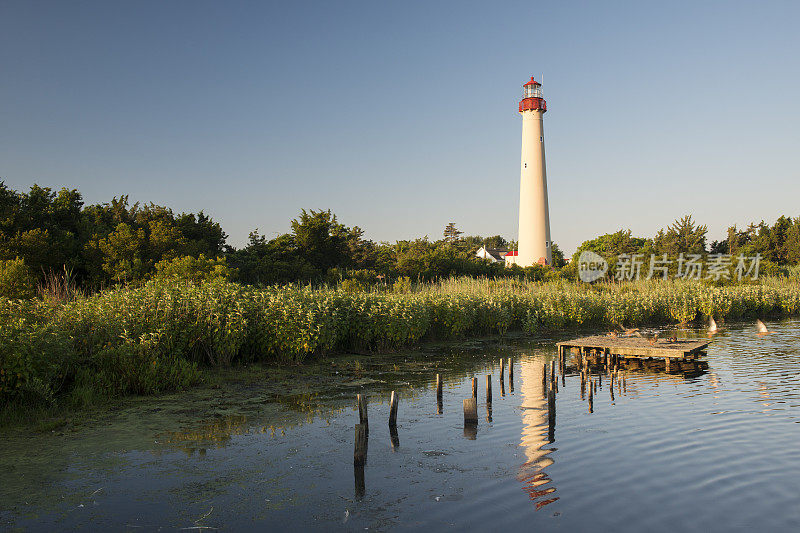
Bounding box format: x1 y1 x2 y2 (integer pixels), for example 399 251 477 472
2 320 800 531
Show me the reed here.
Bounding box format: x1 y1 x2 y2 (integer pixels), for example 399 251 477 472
2 276 799 408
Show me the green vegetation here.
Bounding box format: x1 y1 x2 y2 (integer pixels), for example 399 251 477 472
564 215 800 280
0 258 38 299
3 276 800 419
3 181 800 422
11 183 800 293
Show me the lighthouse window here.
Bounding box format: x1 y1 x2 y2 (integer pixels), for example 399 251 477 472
540 136 543 142
524 163 527 168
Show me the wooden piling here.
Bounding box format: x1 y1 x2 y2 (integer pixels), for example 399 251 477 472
354 423 368 466
463 422 478 440
547 388 556 442
500 358 505 380
472 377 478 399
436 373 442 400
389 426 399 450
486 375 492 403
541 363 547 396
388 391 398 428
354 463 365 499
463 398 478 424
356 394 368 429
508 358 514 391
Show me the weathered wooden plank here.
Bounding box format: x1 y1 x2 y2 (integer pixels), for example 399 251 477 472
557 335 709 359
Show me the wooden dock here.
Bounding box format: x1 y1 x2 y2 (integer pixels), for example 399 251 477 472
557 335 709 374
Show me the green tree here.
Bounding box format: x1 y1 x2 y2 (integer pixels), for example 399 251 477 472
785 218 800 263
483 235 508 250
98 223 148 282
572 229 650 280
227 231 318 285
653 215 707 256
443 222 463 243
291 209 349 272
550 242 566 268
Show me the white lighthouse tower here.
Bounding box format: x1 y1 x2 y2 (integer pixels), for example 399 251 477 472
510 76 552 267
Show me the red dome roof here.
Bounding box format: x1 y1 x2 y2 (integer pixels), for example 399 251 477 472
523 76 541 87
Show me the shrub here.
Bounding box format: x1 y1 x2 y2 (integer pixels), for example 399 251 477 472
340 278 365 293
0 258 38 299
392 276 412 294
152 254 236 283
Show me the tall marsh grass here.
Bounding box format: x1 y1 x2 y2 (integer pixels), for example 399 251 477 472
2 276 800 408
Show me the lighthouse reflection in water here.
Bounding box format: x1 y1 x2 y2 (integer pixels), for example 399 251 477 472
518 358 558 509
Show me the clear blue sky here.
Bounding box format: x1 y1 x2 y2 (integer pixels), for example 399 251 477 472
2 1 799 253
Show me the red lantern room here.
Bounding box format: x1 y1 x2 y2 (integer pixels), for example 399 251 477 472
519 77 547 113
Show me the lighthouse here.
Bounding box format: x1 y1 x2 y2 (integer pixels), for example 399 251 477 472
511 77 552 266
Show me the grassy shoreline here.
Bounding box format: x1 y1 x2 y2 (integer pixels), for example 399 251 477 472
2 276 799 421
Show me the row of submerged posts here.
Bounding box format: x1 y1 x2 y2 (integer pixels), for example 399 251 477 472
351 341 701 498
568 345 629 414
351 356 562 498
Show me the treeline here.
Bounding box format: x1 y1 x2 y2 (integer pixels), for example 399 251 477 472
565 215 800 279
2 183 800 298
0 183 227 297
0 182 565 297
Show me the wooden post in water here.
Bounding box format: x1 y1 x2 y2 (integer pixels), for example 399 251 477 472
665 357 671 373
354 423 368 466
436 374 443 414
388 391 398 429
547 388 556 442
508 358 514 391
463 398 478 424
588 378 594 413
472 377 478 399
541 363 547 397
550 361 556 393
486 375 492 403
500 375 505 396
500 358 505 381
354 423 367 498
356 394 368 431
